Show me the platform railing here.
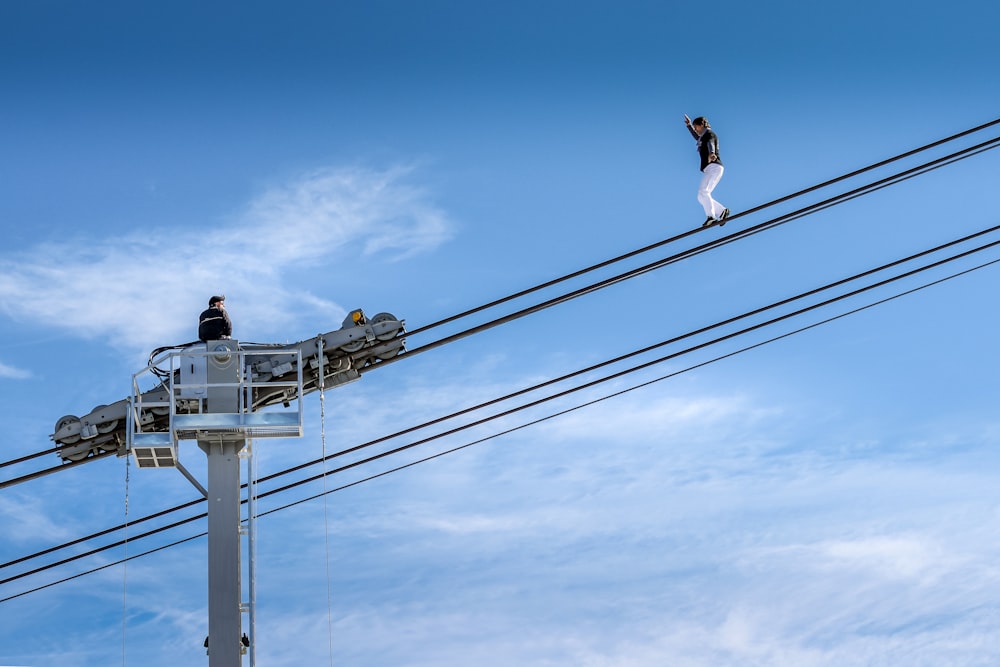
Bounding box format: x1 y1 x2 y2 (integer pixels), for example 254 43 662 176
127 345 304 468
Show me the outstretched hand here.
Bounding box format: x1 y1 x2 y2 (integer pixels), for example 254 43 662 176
683 114 692 127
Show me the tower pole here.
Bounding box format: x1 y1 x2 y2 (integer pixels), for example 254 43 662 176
198 341 244 666
198 436 244 667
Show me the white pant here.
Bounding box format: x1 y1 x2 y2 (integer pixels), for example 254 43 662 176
697 163 726 219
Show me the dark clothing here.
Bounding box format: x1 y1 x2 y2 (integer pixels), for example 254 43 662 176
686 125 723 171
198 306 232 342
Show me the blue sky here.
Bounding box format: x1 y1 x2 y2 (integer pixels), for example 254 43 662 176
2 1 1000 665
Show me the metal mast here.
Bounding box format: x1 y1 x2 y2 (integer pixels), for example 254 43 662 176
51 308 405 664
129 340 304 666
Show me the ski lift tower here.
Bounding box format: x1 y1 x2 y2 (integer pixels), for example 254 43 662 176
49 308 406 666
128 339 304 667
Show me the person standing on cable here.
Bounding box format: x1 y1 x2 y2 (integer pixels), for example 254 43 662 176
684 114 730 227
198 295 232 342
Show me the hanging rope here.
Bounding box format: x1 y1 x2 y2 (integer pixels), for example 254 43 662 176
121 452 130 667
318 338 335 667
246 436 259 667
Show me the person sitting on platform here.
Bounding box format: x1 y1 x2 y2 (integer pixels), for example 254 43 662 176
198 295 232 342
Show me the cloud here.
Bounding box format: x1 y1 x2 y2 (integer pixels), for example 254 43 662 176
0 360 31 379
0 493 78 545
811 535 948 579
242 164 451 264
0 165 453 357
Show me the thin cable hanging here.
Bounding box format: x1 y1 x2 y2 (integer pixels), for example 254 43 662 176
318 338 336 667
121 452 130 667
245 436 259 667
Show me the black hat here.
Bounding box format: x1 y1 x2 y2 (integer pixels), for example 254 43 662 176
209 295 225 306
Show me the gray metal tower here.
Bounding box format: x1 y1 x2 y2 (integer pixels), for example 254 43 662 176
49 308 406 665
129 340 304 667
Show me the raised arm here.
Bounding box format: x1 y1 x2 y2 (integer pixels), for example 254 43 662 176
683 114 699 140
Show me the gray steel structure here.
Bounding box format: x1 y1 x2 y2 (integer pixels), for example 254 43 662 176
51 309 405 465
52 309 405 666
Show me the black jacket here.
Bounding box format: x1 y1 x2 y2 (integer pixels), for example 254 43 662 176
687 125 723 171
198 306 232 341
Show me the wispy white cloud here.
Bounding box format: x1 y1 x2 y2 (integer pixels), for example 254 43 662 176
810 534 950 579
0 165 453 357
0 493 79 545
242 164 451 264
0 360 31 379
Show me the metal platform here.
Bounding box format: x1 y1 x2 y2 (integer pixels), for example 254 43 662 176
128 342 304 468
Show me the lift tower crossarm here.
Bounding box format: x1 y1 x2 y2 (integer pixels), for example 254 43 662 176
49 309 405 464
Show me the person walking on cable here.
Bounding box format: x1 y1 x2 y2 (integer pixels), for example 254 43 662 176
684 114 730 227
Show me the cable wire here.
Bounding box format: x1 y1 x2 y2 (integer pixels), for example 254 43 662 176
4 120 999 596
6 220 999 577
404 116 1000 338
318 340 337 667
121 453 130 667
259 253 1000 517
5 223 999 592
387 135 1000 363
0 118 1000 478
5 244 997 603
